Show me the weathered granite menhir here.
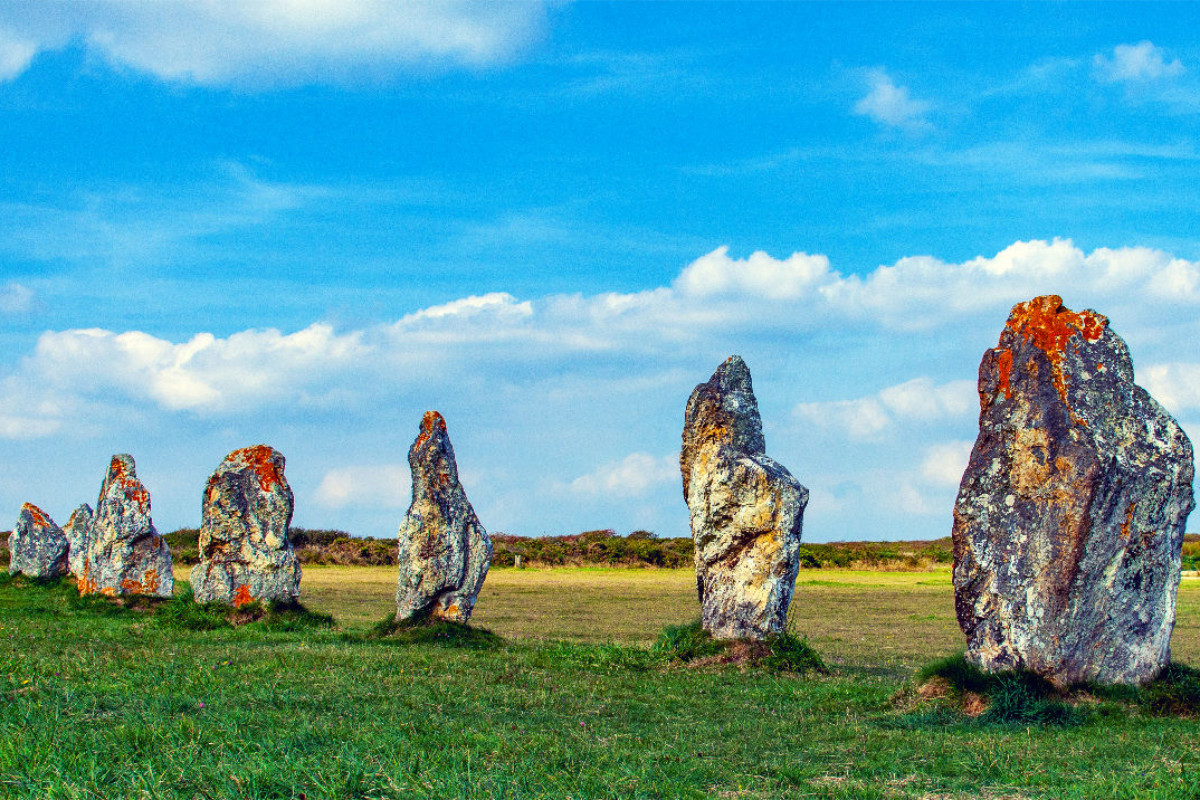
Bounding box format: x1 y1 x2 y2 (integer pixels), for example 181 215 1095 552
190 445 301 606
396 411 492 623
64 504 93 580
7 503 69 578
79 454 174 598
953 295 1195 686
681 355 809 640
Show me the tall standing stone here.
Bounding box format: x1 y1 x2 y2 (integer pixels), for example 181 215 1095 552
396 411 492 623
79 454 174 598
7 503 69 578
681 355 809 640
64 504 93 580
190 445 301 606
953 295 1195 686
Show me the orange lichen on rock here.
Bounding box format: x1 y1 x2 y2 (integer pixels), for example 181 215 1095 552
232 584 254 607
108 456 150 513
414 410 447 450
1004 294 1108 410
22 503 51 527
231 445 282 492
995 348 1014 400
120 578 143 594
78 564 97 596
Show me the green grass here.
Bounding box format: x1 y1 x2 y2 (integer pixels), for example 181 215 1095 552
1 569 1199 799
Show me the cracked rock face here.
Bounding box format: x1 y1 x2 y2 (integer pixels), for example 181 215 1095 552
681 355 809 640
953 295 1195 686
8 503 69 579
190 445 301 606
396 411 492 623
79 454 174 598
64 504 93 580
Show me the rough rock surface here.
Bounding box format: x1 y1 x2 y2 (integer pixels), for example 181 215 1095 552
79 454 174 598
953 295 1195 686
396 411 492 623
190 445 301 606
64 504 93 579
681 355 809 640
7 503 69 578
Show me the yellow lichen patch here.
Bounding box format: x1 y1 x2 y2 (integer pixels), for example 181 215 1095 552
142 569 160 594
1009 428 1053 497
1121 502 1137 538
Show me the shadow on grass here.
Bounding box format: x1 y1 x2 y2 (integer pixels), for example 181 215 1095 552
157 586 335 631
893 654 1200 729
366 613 505 650
651 619 828 675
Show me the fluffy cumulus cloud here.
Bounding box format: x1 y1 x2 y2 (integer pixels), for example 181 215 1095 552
0 1 552 86
853 67 932 130
2 238 1198 540
1094 41 1185 83
569 452 678 499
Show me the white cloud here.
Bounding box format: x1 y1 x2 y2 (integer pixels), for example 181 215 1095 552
853 67 932 130
0 282 33 313
673 246 832 300
1094 41 1185 83
794 378 976 440
1142 363 1200 413
0 1 552 86
314 463 410 510
919 440 974 487
569 452 678 498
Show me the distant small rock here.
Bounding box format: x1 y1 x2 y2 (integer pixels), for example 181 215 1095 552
64 504 93 580
396 411 492 623
8 503 69 579
954 295 1195 686
681 355 809 640
79 454 174 598
190 445 301 606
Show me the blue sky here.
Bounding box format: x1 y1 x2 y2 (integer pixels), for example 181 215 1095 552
0 2 1197 542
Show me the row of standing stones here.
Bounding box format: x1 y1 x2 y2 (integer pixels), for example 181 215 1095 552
5 294 1195 686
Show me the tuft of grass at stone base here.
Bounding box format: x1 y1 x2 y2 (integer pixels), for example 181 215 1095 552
652 619 828 674
369 614 505 649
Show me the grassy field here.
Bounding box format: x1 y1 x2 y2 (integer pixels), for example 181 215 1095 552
1 566 1198 799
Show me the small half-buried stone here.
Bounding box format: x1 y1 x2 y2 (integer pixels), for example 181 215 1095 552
396 411 492 624
79 454 174 598
64 503 93 580
190 445 301 607
953 295 1195 686
8 503 69 579
681 355 809 640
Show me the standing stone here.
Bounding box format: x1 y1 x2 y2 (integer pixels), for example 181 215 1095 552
953 295 1195 686
190 445 301 606
681 355 809 640
7 503 69 578
396 411 492 623
64 504 93 580
79 454 174 598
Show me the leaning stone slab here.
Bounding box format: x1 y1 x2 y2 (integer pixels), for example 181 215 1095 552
190 445 301 607
79 454 174 598
953 295 1195 686
64 504 93 580
8 503 69 578
396 411 492 623
681 355 809 640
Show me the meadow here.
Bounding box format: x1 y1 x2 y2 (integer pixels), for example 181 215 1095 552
1 565 1198 799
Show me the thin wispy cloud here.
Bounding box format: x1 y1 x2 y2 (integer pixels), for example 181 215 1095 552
854 67 932 131
1094 41 1185 84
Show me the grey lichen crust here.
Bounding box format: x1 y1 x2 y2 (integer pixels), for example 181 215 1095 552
396 411 492 623
681 355 809 640
190 445 301 606
8 503 69 578
64 504 94 580
953 295 1195 686
80 454 174 598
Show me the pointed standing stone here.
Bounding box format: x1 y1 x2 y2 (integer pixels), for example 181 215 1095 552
396 411 492 623
681 356 809 640
953 296 1195 686
7 503 69 578
79 454 174 598
64 504 93 580
190 445 301 606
